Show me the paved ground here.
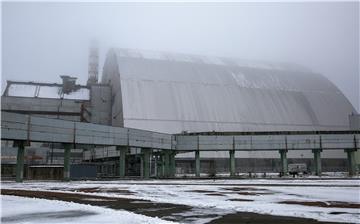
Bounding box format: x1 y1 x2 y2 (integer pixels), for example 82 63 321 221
1 189 341 224
1 179 359 224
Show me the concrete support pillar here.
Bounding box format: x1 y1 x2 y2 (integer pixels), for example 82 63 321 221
159 153 165 178
229 150 236 177
312 149 322 176
142 148 151 178
15 141 25 183
195 151 200 177
169 151 176 178
118 146 127 178
345 149 358 176
279 150 288 176
154 154 158 178
163 151 170 178
157 154 163 178
63 144 72 181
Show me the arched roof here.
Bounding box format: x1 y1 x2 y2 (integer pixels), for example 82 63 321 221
102 48 356 133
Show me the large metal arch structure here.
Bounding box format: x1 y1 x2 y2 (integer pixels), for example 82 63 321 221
102 48 356 134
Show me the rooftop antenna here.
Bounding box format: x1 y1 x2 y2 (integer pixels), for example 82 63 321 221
87 39 99 86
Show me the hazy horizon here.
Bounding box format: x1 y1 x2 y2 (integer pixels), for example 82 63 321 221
2 2 359 111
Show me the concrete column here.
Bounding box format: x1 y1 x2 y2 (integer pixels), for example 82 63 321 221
312 149 322 176
345 149 358 176
161 152 166 178
118 146 127 178
142 148 151 178
159 153 165 178
279 150 288 176
15 141 25 183
163 151 170 178
229 150 236 177
157 154 163 178
195 151 200 177
169 151 176 178
154 154 158 177
63 144 72 181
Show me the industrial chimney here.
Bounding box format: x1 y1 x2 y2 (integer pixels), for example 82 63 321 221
87 40 99 85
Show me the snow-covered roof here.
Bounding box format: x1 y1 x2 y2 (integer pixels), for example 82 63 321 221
5 82 90 100
102 48 356 133
115 48 311 72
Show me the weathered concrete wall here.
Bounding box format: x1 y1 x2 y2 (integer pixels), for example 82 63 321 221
27 166 64 180
349 114 360 167
349 114 360 130
102 52 124 127
1 96 84 120
176 158 348 174
2 85 112 125
89 84 112 125
1 145 83 165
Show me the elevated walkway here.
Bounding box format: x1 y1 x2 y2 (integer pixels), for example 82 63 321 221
2 112 358 181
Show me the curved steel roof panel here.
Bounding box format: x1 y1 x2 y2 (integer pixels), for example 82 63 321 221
102 48 356 134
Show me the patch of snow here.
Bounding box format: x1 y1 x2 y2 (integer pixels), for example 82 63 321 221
1 195 174 224
114 48 307 72
37 86 62 98
7 84 36 97
63 87 90 100
38 86 90 100
266 186 360 203
6 83 90 100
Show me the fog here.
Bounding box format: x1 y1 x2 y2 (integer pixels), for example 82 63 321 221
2 2 359 111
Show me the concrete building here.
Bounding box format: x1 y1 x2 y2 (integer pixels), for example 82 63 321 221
1 76 110 179
2 77 111 124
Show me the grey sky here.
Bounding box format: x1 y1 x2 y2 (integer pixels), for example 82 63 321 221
2 2 359 111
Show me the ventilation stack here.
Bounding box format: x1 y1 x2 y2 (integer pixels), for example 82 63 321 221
87 40 99 85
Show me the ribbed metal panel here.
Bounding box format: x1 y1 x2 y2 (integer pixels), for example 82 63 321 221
102 48 356 134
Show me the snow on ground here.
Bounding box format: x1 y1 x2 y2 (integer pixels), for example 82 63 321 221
2 179 360 223
1 195 174 224
177 172 358 179
3 178 359 188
